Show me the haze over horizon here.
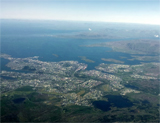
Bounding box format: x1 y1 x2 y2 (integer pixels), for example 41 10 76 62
1 0 160 25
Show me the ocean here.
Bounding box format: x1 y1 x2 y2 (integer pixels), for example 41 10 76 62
0 20 153 71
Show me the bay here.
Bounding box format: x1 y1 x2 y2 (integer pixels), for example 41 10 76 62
1 20 152 71
1 35 143 71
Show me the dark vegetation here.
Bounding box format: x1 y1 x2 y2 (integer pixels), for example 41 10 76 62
1 86 159 122
128 79 159 95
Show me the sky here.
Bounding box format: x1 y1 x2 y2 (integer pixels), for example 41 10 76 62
1 0 160 25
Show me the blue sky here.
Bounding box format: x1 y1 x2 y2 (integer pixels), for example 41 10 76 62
1 0 160 25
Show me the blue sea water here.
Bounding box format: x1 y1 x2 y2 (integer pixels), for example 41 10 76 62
1 36 141 70
0 20 154 71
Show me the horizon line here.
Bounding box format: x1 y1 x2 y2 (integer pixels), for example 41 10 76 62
1 18 160 26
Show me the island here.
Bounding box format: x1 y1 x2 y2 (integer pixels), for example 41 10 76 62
78 56 95 63
84 39 160 55
101 58 124 64
119 56 128 59
129 55 159 61
52 54 59 57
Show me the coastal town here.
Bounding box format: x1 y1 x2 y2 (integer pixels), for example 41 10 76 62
0 53 159 107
